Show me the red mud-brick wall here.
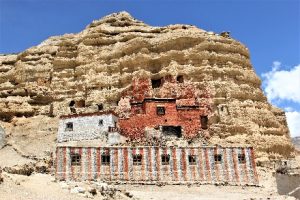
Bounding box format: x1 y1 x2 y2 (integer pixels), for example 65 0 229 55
119 100 205 139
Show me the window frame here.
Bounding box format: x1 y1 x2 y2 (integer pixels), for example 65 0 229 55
161 154 170 165
156 106 165 115
188 155 197 165
238 153 246 164
132 154 142 166
65 122 73 131
101 154 110 166
71 153 81 166
214 154 222 164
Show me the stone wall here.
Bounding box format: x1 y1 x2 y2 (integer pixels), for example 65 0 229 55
55 146 259 185
57 113 118 142
0 126 5 149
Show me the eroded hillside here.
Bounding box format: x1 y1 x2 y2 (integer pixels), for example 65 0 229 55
0 12 294 162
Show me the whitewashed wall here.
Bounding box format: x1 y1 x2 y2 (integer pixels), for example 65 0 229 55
57 114 118 142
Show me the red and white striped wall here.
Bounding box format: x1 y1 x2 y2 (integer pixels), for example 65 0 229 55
55 146 259 185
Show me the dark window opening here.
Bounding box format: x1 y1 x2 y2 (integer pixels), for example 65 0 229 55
70 107 76 113
71 153 81 166
97 104 103 111
214 154 222 163
69 100 75 107
157 107 165 115
161 154 170 165
162 126 182 138
238 154 246 164
177 75 184 83
151 78 162 88
201 116 208 129
76 100 85 108
101 154 110 165
99 119 103 126
65 122 73 131
133 154 142 165
220 106 224 112
189 155 197 165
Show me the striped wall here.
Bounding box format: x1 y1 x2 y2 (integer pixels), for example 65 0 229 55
55 146 259 185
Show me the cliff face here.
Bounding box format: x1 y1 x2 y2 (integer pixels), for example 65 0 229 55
0 12 294 160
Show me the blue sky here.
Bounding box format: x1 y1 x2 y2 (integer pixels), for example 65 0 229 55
0 0 299 136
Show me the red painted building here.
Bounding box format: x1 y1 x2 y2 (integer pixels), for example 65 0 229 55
118 76 211 140
119 97 209 139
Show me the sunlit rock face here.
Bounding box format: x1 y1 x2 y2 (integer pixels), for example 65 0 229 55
0 12 294 160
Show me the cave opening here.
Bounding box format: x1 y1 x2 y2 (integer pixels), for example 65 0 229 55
151 78 162 89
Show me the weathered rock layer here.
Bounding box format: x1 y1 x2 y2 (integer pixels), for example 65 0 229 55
0 12 294 161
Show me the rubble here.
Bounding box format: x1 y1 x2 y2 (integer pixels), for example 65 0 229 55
59 180 136 199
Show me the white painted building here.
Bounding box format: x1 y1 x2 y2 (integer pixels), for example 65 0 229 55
57 112 119 142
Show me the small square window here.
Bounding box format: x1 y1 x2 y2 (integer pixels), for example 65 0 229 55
188 155 197 165
65 122 73 131
71 153 81 166
133 154 142 165
161 154 170 165
214 154 222 163
157 107 165 115
99 119 103 126
101 154 110 165
238 154 246 164
177 75 184 83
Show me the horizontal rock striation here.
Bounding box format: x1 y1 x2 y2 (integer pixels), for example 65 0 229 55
0 12 294 160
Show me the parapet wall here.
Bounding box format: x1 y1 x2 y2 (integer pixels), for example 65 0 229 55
55 146 259 185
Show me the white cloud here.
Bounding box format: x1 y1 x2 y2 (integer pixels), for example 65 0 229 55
262 62 300 103
262 62 300 138
285 111 300 137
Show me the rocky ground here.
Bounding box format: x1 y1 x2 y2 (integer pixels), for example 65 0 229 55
1 155 299 200
0 171 297 200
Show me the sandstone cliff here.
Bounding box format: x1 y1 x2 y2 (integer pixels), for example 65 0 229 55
0 12 294 162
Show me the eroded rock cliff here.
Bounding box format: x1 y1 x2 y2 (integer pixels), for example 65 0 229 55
0 12 294 161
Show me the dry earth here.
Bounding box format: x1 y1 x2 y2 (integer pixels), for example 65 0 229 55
0 172 297 200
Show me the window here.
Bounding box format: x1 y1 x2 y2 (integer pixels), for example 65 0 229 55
200 116 208 129
101 154 110 165
133 154 142 165
151 78 162 88
97 104 103 111
188 155 197 165
177 75 184 83
157 107 165 115
99 119 103 126
65 122 73 131
161 154 170 165
238 153 246 164
214 154 222 164
71 153 81 166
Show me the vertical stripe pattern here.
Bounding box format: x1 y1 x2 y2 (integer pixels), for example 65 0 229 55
55 146 259 185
